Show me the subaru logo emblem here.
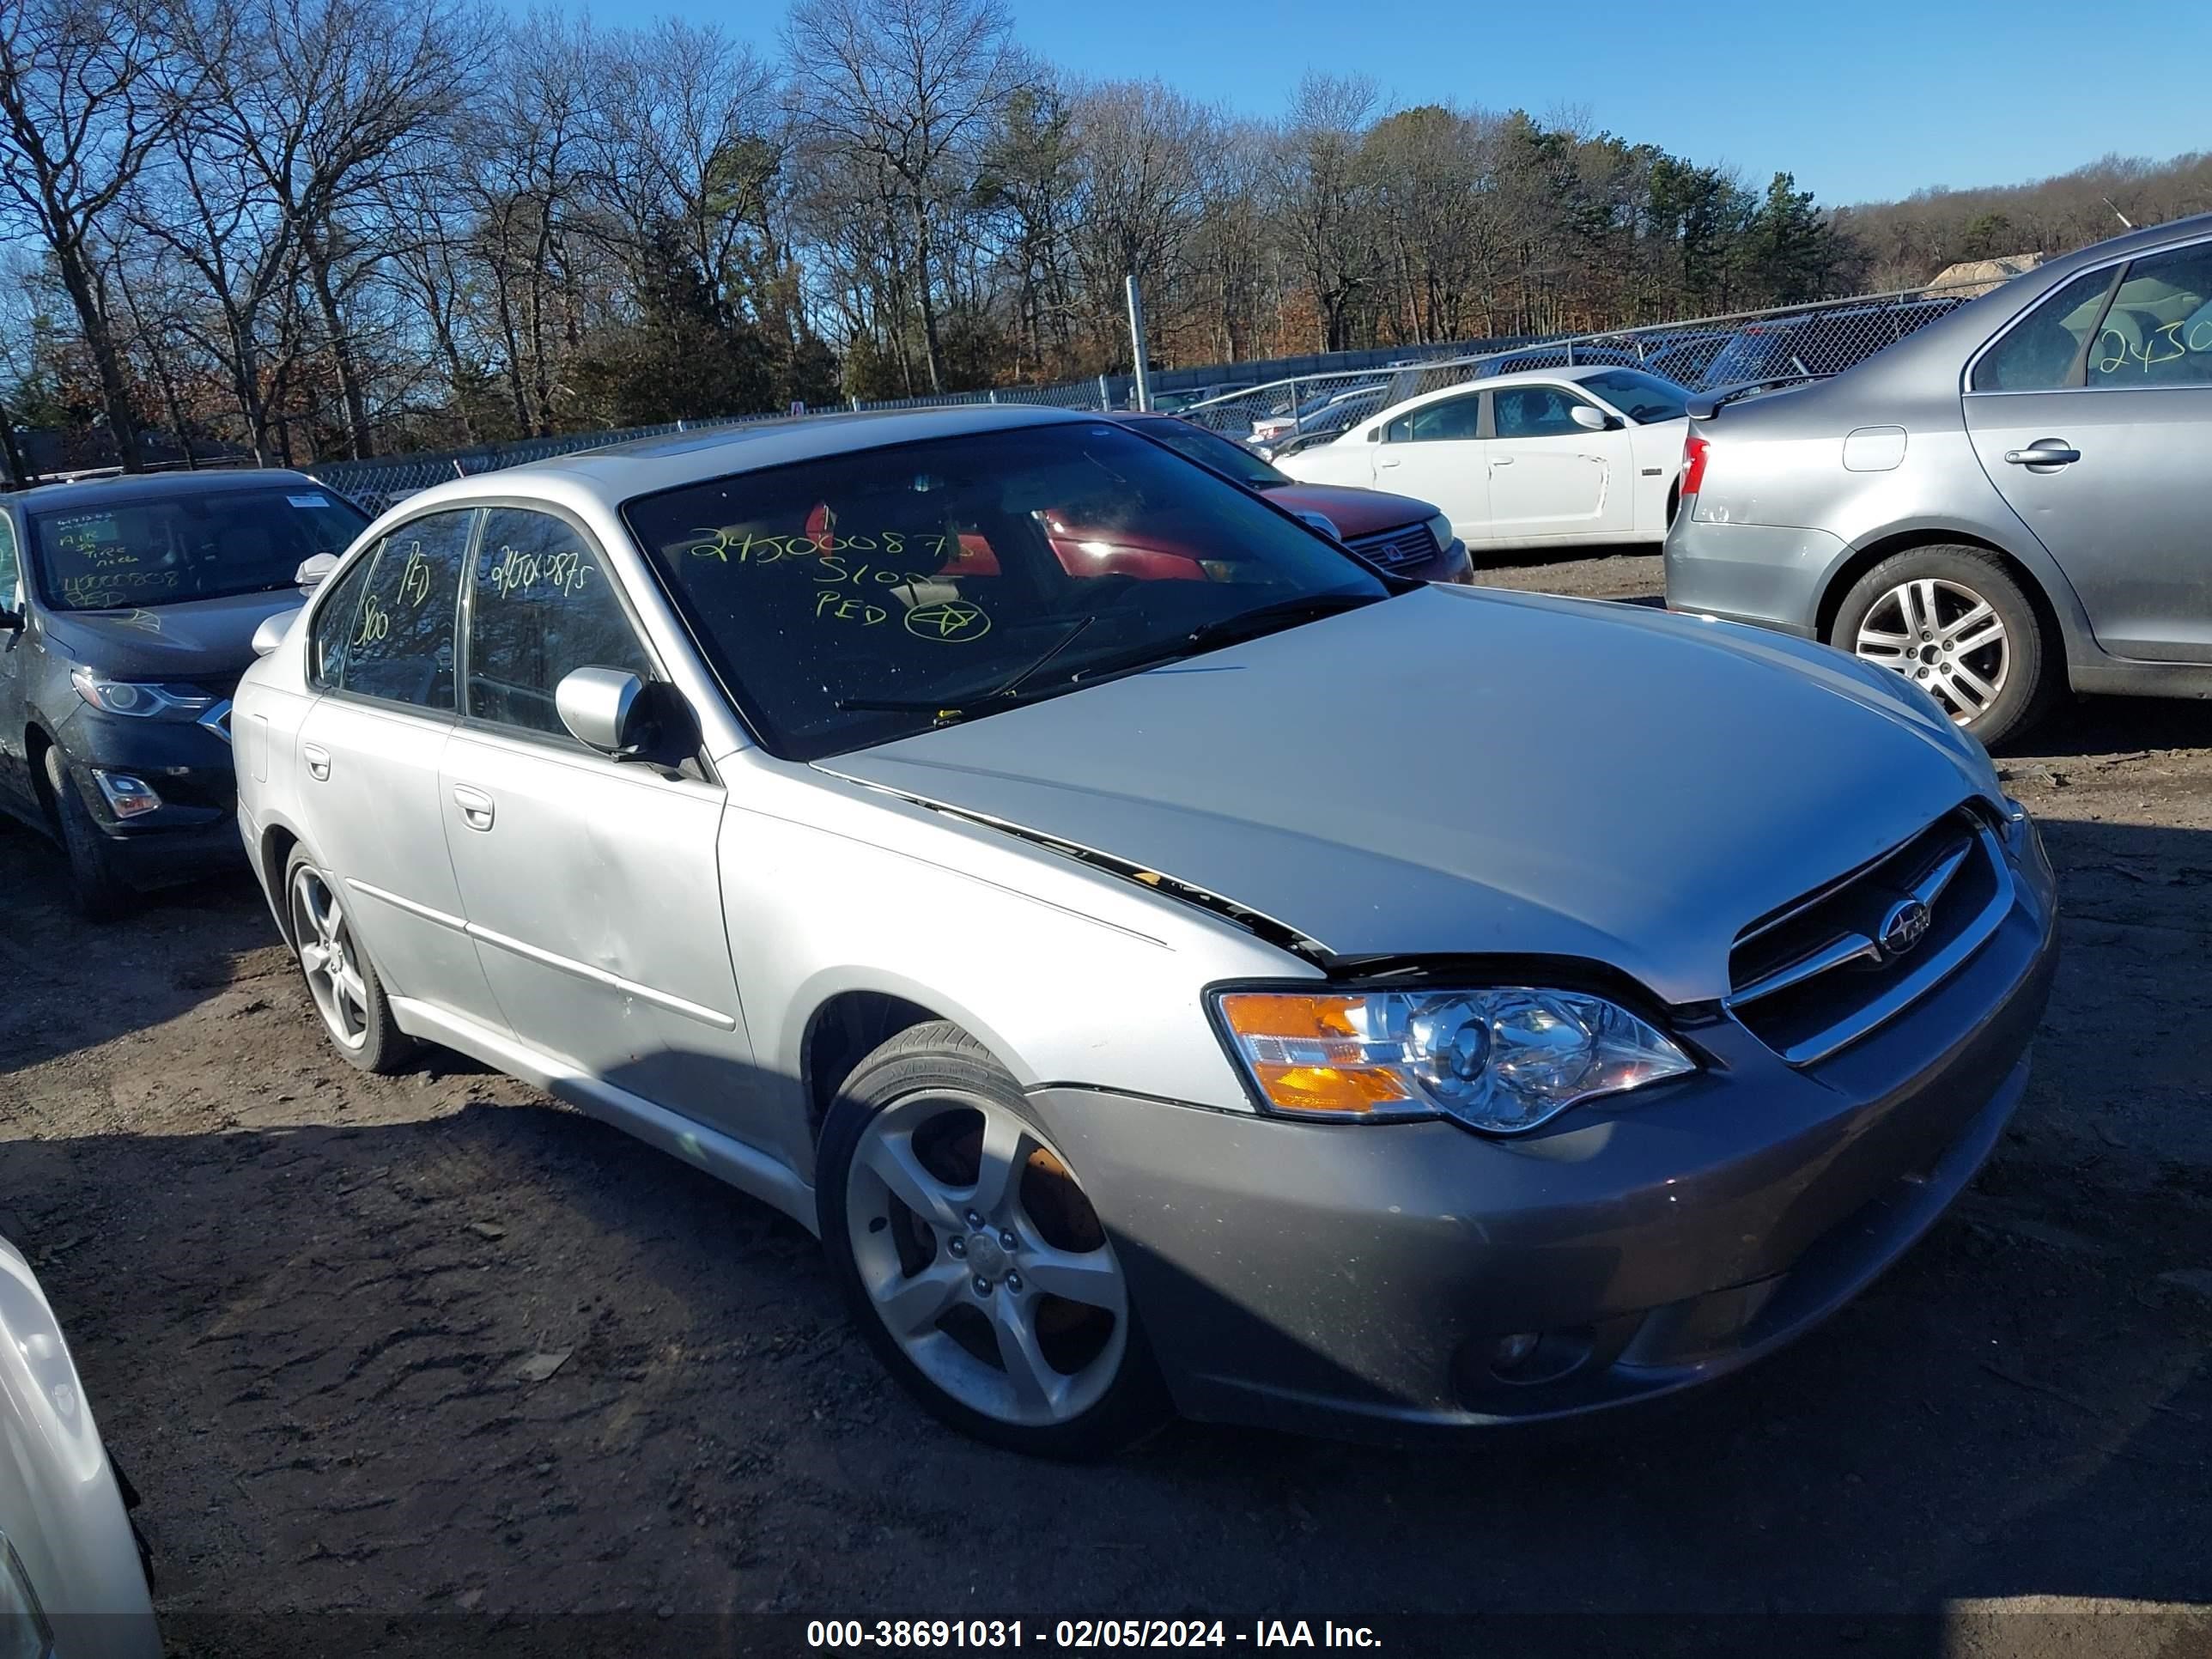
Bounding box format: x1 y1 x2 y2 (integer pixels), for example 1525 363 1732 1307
1879 898 1932 960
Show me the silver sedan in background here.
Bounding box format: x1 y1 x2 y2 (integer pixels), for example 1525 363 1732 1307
235 406 2057 1455
1665 210 2212 747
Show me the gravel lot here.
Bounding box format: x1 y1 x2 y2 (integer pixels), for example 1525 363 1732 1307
2 550 2207 1656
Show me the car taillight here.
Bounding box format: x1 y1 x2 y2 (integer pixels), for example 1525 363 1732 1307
1680 433 1711 496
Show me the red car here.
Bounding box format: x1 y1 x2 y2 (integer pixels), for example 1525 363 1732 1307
1112 412 1472 583
795 412 1473 591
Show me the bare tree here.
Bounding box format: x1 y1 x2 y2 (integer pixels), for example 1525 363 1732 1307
154 0 486 462
0 0 186 469
1271 75 1379 353
786 0 1024 392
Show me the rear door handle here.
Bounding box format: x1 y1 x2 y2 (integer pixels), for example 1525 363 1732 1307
2003 442 2081 466
452 785 495 831
302 743 331 781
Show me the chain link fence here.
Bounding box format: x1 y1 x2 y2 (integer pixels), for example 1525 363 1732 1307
1179 282 1990 460
310 279 1998 514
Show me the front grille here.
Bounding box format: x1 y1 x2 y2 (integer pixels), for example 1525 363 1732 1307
1727 806 2011 1066
1346 523 1440 568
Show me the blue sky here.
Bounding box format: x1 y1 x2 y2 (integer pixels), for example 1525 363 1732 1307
532 0 2209 206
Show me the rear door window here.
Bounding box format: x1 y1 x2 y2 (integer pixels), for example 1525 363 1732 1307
2087 242 2212 388
1384 392 1482 442
326 509 474 712
1972 269 2122 392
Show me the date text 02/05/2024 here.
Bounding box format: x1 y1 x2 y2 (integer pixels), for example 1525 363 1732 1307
804 1620 1384 1650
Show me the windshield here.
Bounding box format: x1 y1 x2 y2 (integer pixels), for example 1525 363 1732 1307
623 422 1391 760
28 485 368 612
1577 368 1692 423
1128 417 1286 489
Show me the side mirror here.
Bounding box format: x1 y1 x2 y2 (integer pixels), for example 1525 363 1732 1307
556 665 696 764
252 609 296 657
0 606 21 634
1569 404 1610 432
295 553 337 590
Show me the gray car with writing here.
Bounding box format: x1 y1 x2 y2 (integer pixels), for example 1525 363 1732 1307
1665 211 2212 747
234 407 2057 1454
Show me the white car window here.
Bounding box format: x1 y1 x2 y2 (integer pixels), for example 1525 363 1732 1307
1382 393 1481 444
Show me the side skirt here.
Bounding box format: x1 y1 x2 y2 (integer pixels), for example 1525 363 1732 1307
387 995 821 1237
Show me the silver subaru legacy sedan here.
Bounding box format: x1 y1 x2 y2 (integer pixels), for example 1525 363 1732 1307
234 406 2057 1455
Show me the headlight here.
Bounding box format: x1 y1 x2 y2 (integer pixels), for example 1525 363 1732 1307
1425 514 1454 551
1212 986 1695 1133
70 666 214 720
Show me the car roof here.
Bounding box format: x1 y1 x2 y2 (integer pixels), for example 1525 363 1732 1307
388 404 1095 518
8 467 329 514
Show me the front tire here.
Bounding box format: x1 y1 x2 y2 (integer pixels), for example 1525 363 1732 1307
1829 544 2056 747
283 845 415 1074
44 748 135 921
817 1022 1170 1459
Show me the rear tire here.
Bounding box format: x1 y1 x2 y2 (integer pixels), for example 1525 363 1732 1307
43 748 135 921
817 1021 1170 1459
1828 544 2057 748
283 844 416 1074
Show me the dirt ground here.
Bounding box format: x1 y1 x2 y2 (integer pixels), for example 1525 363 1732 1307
2 550 2208 1658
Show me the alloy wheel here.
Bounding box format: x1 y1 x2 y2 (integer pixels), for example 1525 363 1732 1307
845 1091 1127 1428
1852 577 2008 726
289 865 368 1050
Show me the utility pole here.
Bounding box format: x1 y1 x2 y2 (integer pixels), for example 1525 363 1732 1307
1126 275 1152 412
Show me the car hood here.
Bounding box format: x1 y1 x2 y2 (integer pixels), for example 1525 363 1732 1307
39 587 306 684
819 586 1996 1004
1259 482 1437 539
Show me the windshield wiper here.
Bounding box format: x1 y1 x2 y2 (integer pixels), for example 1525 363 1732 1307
1174 590 1383 653
1055 590 1389 687
836 614 1099 722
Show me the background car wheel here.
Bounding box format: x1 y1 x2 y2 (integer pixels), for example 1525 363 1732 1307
1829 544 2055 748
817 1021 1170 1459
43 748 136 921
283 845 416 1074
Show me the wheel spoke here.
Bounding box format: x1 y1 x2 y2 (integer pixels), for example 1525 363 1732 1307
1950 619 2005 658
859 1133 964 1232
966 1109 1029 1218
336 966 369 1011
320 892 347 946
1938 600 1993 643
870 1261 967 1336
990 1298 1063 1414
1856 624 1912 654
1018 1243 1124 1316
297 941 329 975
1910 580 1940 638
1945 659 1999 710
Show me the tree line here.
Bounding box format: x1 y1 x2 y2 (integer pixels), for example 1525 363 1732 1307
2 0 2205 472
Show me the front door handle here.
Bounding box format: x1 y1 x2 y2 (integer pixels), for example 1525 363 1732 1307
1376 456 1401 468
1492 455 1516 466
452 785 495 831
2003 441 2081 467
302 743 331 781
